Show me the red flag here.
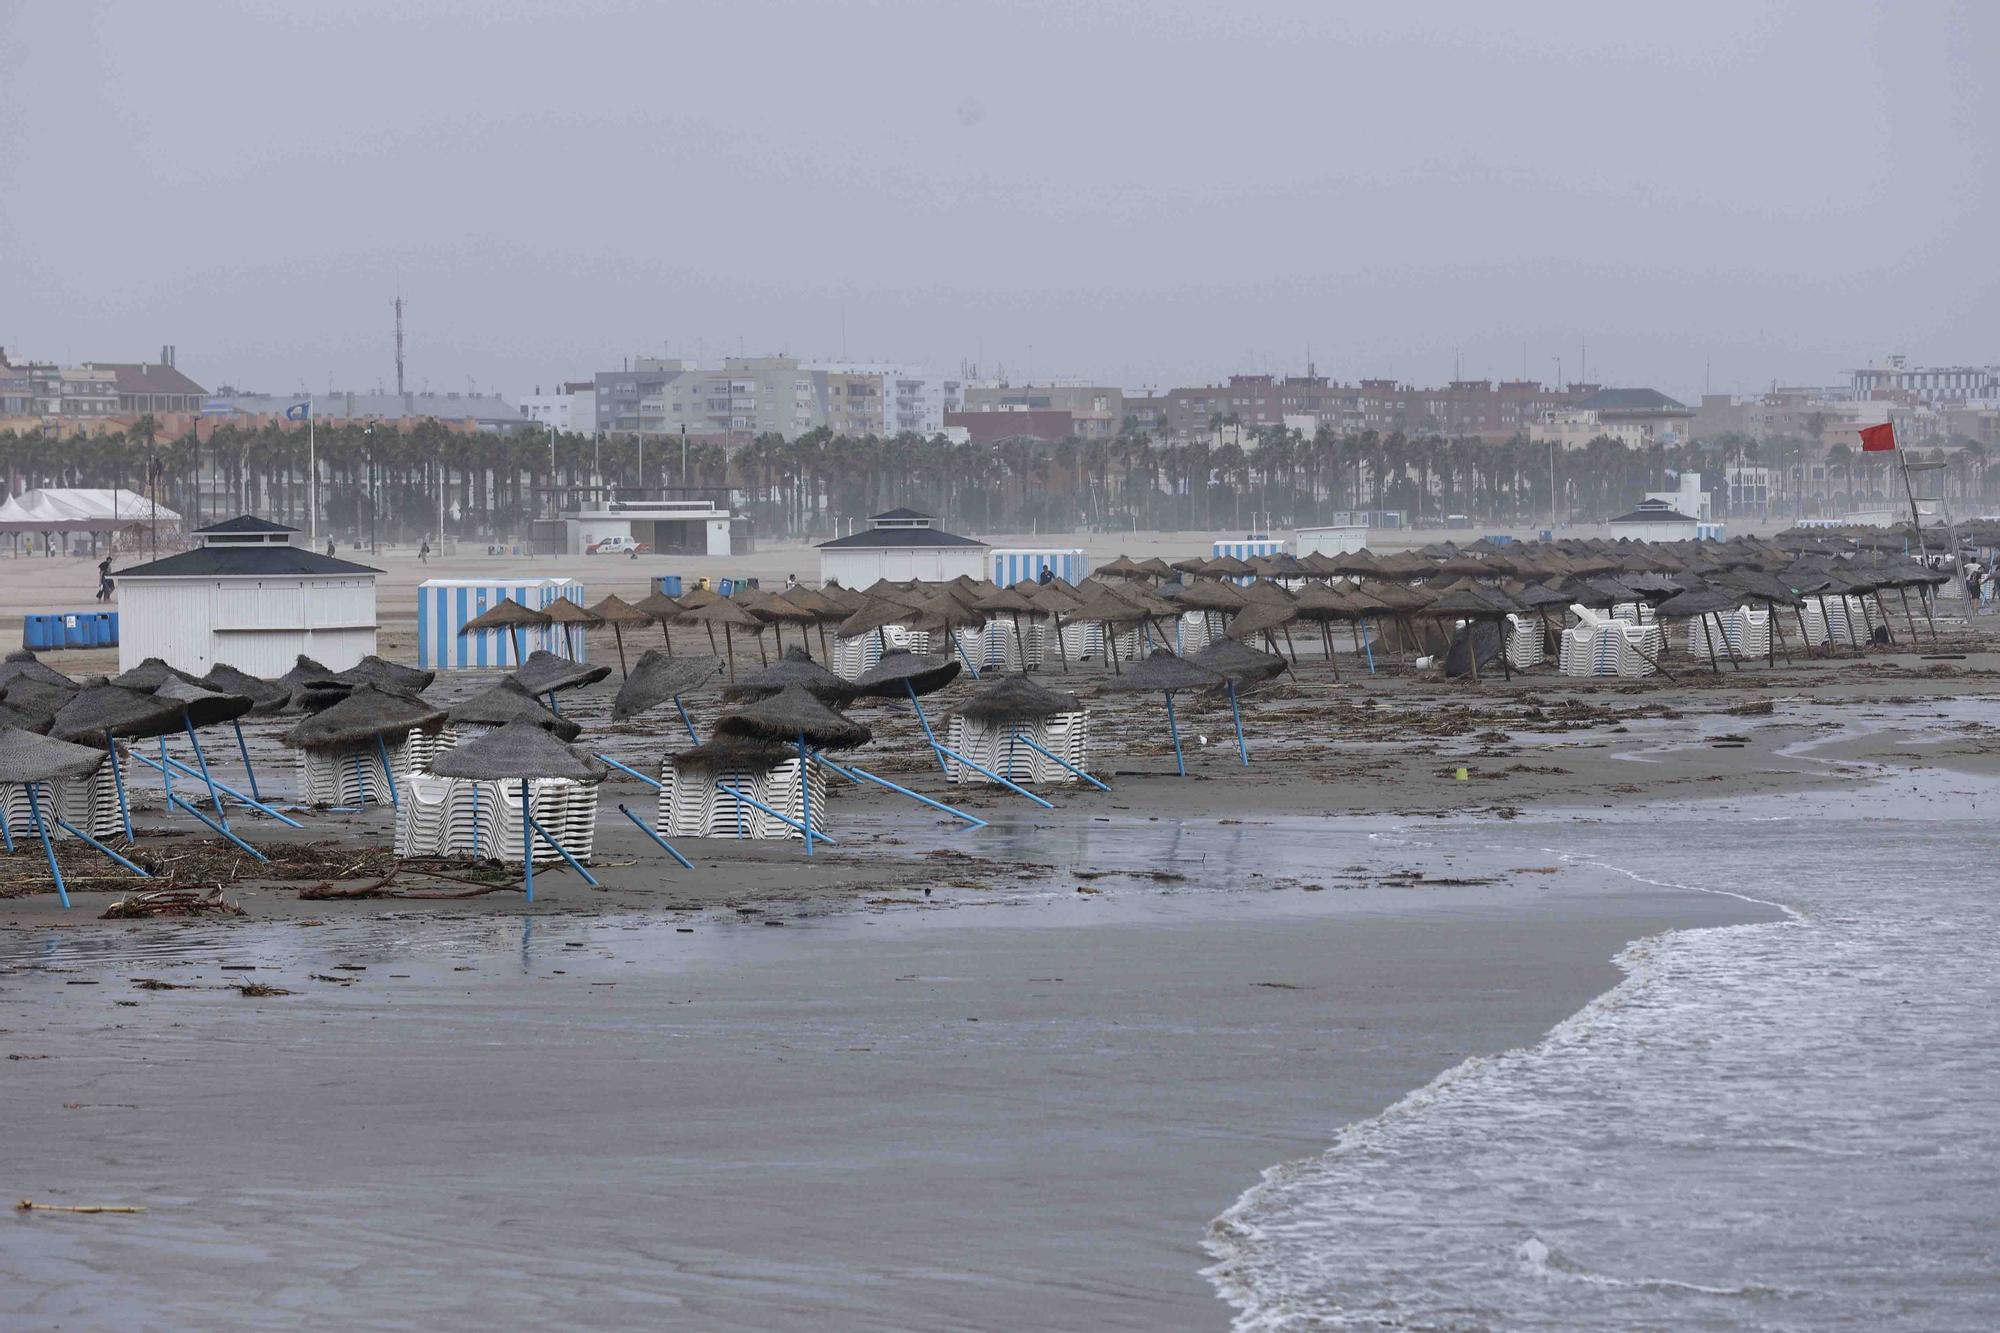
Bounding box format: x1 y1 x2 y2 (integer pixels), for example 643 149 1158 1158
1860 422 1896 452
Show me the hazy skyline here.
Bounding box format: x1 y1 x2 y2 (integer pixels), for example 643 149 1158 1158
4 0 1995 405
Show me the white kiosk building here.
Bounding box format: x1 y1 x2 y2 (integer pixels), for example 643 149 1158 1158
563 495 736 556
111 516 380 676
817 508 989 586
1293 515 1370 557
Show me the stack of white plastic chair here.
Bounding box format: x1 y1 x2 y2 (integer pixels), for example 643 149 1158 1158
297 732 428 807
1822 595 1854 646
969 619 1044 671
1503 614 1545 670
1798 599 1831 648
1058 618 1104 662
397 774 596 863
657 751 825 841
1559 605 1611 677
1609 602 1655 626
1174 612 1215 656
943 710 1090 785
832 625 932 680
1617 621 1664 677
0 768 120 841
1686 606 1773 660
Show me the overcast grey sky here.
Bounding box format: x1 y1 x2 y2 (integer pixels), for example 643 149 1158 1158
3 0 1994 403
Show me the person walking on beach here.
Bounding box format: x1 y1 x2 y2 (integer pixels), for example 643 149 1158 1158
95 556 113 602
419 539 431 565
1967 564 1982 604
1038 564 1055 585
326 537 337 558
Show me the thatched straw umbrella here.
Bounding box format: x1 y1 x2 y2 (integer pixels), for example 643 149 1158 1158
675 595 762 681
1290 583 1354 676
970 584 1043 670
1066 585 1149 675
1191 637 1286 766
273 654 340 710
0 727 148 905
1094 555 1146 580
460 599 551 669
902 591 990 676
634 590 683 653
110 657 205 691
432 721 607 901
1654 583 1744 676
854 648 961 772
725 645 863 709
448 677 583 742
334 655 437 694
201 663 291 714
1101 648 1225 777
611 650 725 742
1420 586 1517 683
1171 578 1245 649
282 684 448 813
542 596 602 662
1224 596 1302 673
509 649 612 713
0 650 74 690
588 593 656 678
1713 569 1803 666
775 585 848 661
50 684 190 827
714 685 873 855
741 588 818 660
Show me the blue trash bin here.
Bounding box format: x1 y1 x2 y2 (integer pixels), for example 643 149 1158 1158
22 614 57 651
656 574 683 598
62 613 91 649
102 611 119 647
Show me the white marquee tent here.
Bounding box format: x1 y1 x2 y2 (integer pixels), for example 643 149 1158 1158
0 489 180 554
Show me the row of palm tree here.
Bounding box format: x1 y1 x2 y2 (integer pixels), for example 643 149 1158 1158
0 418 1990 545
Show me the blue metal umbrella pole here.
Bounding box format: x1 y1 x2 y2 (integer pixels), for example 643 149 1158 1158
105 738 133 843
797 732 813 856
1362 618 1377 674
1227 680 1249 767
616 803 695 870
930 741 1055 809
903 679 951 777
164 789 269 862
674 697 699 745
373 734 401 810
54 817 149 877
594 754 662 789
525 808 598 886
519 778 534 902
183 719 230 828
25 783 68 908
231 719 263 803
1164 691 1187 777
712 782 836 844
547 692 562 717
122 750 305 828
0 797 13 853
811 752 988 830
1009 733 1111 792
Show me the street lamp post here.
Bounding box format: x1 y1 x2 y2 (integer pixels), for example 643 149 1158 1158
680 424 688 489
363 425 377 554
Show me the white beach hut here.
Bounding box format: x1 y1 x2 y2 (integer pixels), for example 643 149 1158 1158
817 509 989 586
110 516 379 676
1293 519 1369 557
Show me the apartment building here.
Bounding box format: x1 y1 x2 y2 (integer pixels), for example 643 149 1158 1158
960 381 1123 439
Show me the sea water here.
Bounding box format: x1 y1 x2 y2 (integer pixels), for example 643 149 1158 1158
1207 765 2000 1331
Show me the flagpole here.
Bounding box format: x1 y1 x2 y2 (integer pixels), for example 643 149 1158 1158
308 399 317 546
1893 431 1929 563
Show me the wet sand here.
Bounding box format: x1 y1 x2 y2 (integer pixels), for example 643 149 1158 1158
2 830 1771 1331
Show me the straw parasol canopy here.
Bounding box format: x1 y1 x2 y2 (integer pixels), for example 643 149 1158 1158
589 592 657 678
1101 648 1224 694
1225 599 1299 641
110 657 205 692
666 736 801 775
833 594 917 642
854 649 961 699
276 654 333 688
51 684 191 747
281 684 447 751
0 727 109 783
1094 555 1146 579
1192 638 1288 689
336 655 437 695
540 595 602 661
201 663 292 713
1653 583 1742 618
1205 554 1255 578
903 590 987 636
612 651 725 721
1171 579 1246 613
1137 557 1176 579
430 719 606 783
723 645 863 708
0 650 74 690
675 595 763 677
153 678 255 729
947 673 1082 725
448 677 583 741
714 684 873 750
2 675 78 721
460 598 551 669
0 701 55 733
510 649 612 696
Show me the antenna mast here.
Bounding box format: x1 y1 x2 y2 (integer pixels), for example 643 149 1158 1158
394 295 406 396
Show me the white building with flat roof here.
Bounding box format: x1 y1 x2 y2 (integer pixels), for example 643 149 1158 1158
562 496 736 556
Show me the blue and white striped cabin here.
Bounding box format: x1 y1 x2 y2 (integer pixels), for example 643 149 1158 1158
989 548 1087 586
417 577 588 669
1211 538 1287 562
